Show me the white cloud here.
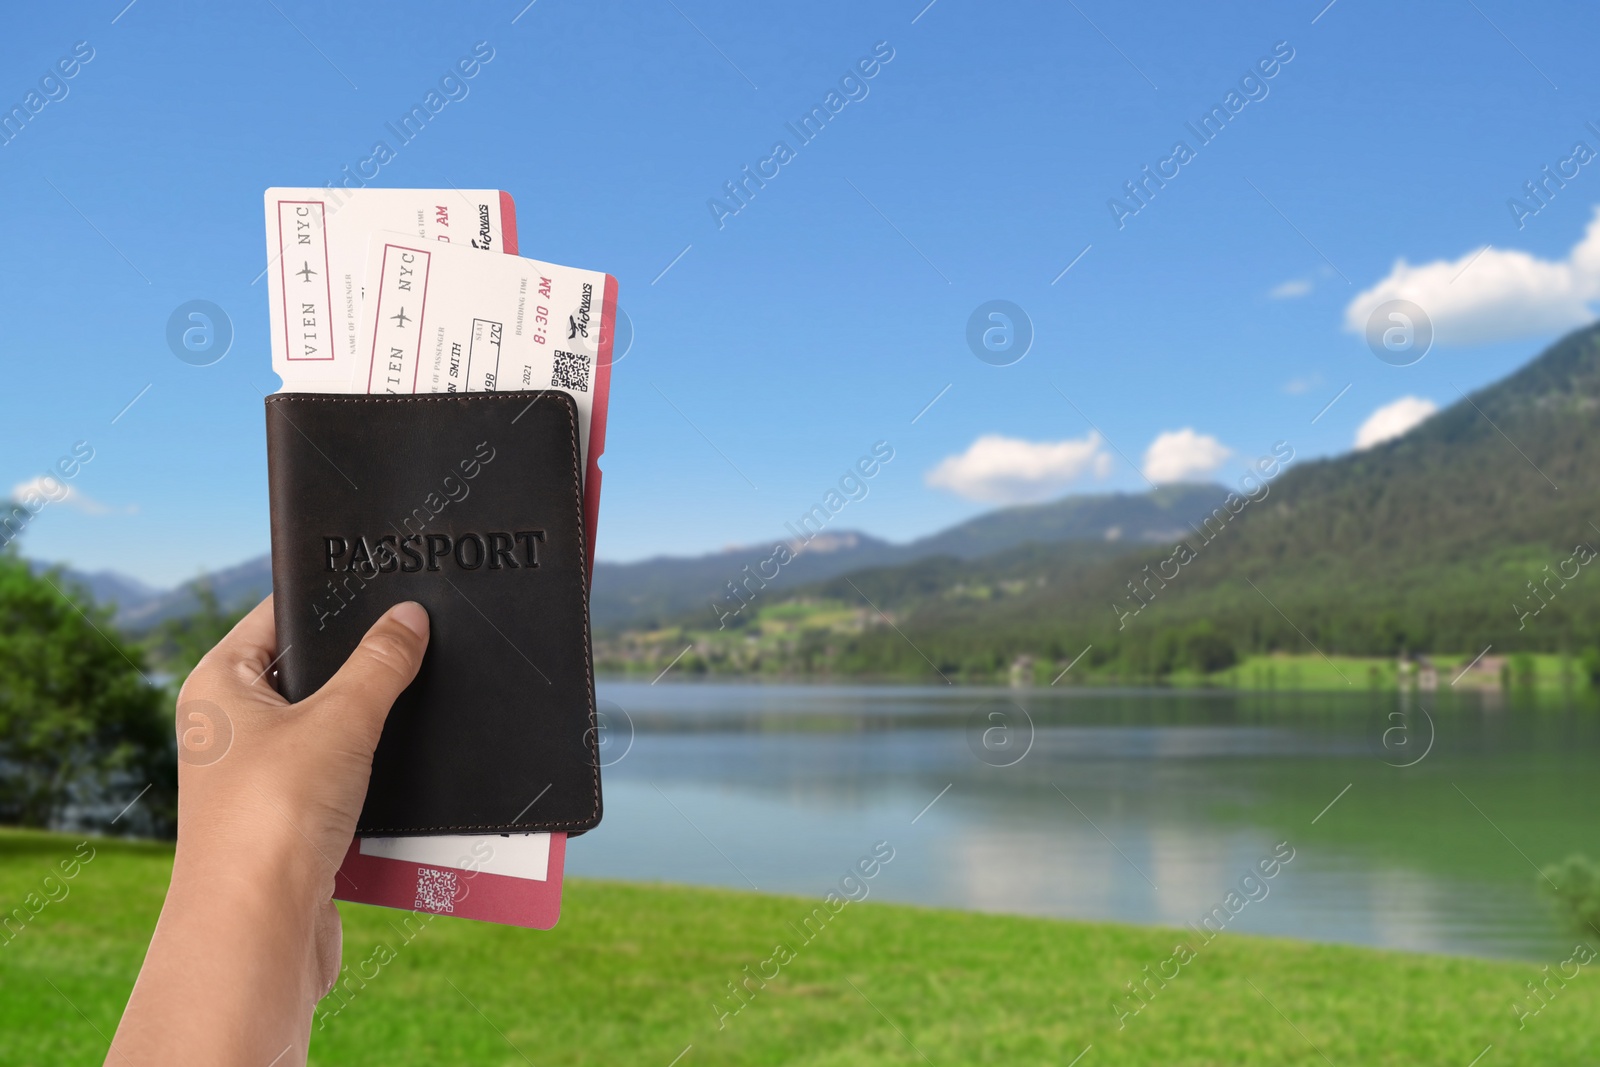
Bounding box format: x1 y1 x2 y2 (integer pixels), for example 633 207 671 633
1283 372 1324 395
8 477 125 516
1354 396 1437 450
1270 278 1312 299
926 432 1107 503
1142 429 1231 484
1344 208 1600 346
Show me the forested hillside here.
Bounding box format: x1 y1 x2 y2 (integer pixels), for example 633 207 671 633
605 323 1600 680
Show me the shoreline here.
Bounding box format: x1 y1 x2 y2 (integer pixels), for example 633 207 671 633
598 650 1596 696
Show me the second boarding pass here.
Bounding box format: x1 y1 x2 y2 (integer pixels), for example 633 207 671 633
356 231 616 479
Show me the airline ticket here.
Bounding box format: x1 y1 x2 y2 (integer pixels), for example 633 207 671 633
263 187 517 387
354 229 617 553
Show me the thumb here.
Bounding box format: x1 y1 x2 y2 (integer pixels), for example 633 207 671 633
313 602 431 734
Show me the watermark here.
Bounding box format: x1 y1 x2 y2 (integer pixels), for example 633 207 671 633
1372 696 1434 768
1112 840 1295 1030
711 840 896 1029
600 306 634 366
176 699 233 767
0 439 96 552
1512 941 1595 1030
1363 298 1433 366
778 442 896 546
1514 540 1596 630
537 292 631 389
964 700 1034 767
1112 442 1295 629
708 41 896 229
1107 41 1295 230
320 42 496 208
587 698 636 768
0 841 96 948
1508 122 1600 230
311 440 498 628
711 441 895 628
166 300 233 367
966 300 1033 367
316 839 496 1028
1 41 95 147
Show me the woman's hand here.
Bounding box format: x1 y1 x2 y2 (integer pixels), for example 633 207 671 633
109 596 429 1066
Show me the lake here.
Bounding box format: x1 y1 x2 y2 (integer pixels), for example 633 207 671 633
570 682 1600 960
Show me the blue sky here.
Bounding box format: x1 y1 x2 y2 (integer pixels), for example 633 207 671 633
3 0 1598 587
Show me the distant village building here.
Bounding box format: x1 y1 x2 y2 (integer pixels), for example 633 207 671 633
1404 651 1504 690
1396 653 1440 690
1465 655 1506 689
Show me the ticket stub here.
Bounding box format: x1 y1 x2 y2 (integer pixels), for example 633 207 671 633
354 230 617 554
337 832 566 929
263 188 517 387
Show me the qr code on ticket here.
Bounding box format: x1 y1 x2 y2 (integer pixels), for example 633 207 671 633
414 867 458 913
551 349 591 392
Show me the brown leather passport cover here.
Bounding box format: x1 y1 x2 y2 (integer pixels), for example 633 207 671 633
264 391 601 835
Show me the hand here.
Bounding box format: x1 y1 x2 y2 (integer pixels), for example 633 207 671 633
109 596 430 1066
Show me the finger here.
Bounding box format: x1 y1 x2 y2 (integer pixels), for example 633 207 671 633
310 602 430 736
192 595 278 690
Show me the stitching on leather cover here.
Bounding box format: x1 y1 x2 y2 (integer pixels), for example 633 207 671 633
562 389 602 832
269 391 602 833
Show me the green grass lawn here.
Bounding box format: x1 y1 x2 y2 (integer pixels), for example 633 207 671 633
2 829 1597 1065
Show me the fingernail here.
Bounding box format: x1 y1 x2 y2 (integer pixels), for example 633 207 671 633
389 601 429 639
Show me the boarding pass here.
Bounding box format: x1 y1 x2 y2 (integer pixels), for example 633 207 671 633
355 230 616 484
263 187 517 388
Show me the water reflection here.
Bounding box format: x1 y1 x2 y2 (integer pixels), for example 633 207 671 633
570 682 1595 959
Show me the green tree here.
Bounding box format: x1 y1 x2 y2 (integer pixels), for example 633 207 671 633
1512 652 1538 689
146 579 248 694
0 548 172 831
1539 854 1600 938
1581 647 1600 689
1184 623 1238 673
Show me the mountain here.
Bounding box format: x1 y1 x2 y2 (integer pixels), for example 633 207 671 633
32 562 161 615
748 321 1600 676
589 483 1229 629
26 482 1231 634
110 556 273 631
43 321 1600 675
903 483 1227 559
591 531 905 630
49 309 1600 669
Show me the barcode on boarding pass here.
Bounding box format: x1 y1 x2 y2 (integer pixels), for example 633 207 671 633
414 867 458 913
551 349 590 392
